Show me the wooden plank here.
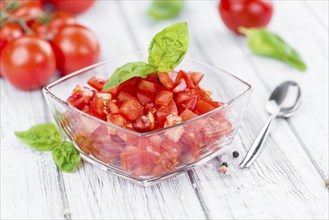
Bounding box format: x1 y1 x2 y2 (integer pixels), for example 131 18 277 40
304 0 329 28
0 81 65 219
119 1 329 219
55 2 206 219
235 0 329 178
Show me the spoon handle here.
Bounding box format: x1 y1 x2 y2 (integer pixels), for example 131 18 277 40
239 114 277 168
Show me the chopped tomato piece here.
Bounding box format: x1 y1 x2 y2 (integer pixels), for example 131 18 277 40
119 77 138 95
156 100 178 126
155 90 173 106
107 114 126 127
138 79 157 94
189 72 204 86
87 76 107 91
173 79 187 93
117 91 138 103
136 91 153 105
67 85 94 110
145 73 157 83
107 101 119 114
133 112 155 132
119 99 144 121
195 99 217 114
158 71 174 90
175 92 197 105
180 109 198 121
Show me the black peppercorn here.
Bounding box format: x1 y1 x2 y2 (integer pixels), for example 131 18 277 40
221 162 228 167
233 151 239 158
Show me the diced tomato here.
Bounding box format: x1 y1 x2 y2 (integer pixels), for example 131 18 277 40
90 125 124 163
189 72 204 86
138 79 157 94
107 101 119 114
191 87 212 101
173 79 187 93
119 99 144 121
156 100 178 127
90 93 111 120
136 91 153 105
164 114 182 128
118 77 138 94
182 97 197 110
107 114 126 127
158 71 174 90
195 99 217 114
107 85 119 98
155 90 173 106
145 73 157 83
144 102 157 114
176 70 195 89
117 91 138 103
87 76 107 91
133 112 155 132
175 92 197 105
180 109 198 121
67 85 94 110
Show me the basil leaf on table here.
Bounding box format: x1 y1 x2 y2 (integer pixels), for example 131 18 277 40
103 62 156 90
52 141 81 173
148 0 184 20
15 123 63 151
148 22 189 72
239 27 307 71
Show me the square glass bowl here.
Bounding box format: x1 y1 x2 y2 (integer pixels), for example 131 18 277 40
42 51 252 186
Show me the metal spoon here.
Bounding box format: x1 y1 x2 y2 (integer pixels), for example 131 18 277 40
239 81 301 168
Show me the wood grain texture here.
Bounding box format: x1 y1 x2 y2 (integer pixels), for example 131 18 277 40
1 1 328 219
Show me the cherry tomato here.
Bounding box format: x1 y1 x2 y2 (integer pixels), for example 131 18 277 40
0 35 56 90
1 0 43 19
52 24 100 75
0 22 23 76
219 0 274 34
49 0 95 14
31 11 76 40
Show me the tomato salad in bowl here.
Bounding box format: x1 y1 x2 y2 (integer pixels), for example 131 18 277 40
43 23 252 185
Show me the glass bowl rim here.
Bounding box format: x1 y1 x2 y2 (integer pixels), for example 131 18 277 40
42 50 252 137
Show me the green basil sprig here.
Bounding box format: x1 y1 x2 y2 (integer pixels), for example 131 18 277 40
103 62 155 90
239 27 307 71
148 22 189 72
103 22 189 89
52 141 81 173
148 0 184 20
15 123 81 173
15 123 63 151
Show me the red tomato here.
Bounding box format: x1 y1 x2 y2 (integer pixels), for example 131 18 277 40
0 36 56 90
119 99 144 121
67 85 94 110
87 76 107 91
155 90 173 106
158 71 174 90
138 79 157 94
0 23 23 76
219 0 274 34
49 0 95 14
52 24 100 75
180 109 198 121
195 99 217 114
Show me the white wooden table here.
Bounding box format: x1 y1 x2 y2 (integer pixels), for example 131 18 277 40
1 1 328 219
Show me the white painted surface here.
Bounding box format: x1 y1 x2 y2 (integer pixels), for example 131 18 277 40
1 1 328 219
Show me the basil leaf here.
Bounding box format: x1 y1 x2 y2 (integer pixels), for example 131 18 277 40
52 141 81 173
148 22 189 72
15 123 62 151
240 27 307 71
148 0 184 20
103 62 156 90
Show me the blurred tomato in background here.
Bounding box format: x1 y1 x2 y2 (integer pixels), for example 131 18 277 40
49 0 95 14
0 36 56 90
218 0 273 34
